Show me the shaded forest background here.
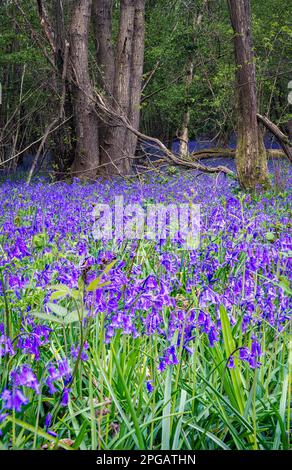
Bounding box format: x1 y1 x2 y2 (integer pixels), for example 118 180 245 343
0 0 291 183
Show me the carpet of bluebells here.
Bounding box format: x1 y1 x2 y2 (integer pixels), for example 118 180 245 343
0 165 291 450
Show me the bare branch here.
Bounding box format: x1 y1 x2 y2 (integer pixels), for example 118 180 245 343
0 117 72 168
257 113 292 163
94 92 235 176
26 39 70 183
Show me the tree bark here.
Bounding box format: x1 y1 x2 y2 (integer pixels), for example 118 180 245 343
179 60 193 158
53 0 75 172
94 92 235 176
100 0 135 175
92 0 115 174
228 0 268 190
287 119 292 142
124 0 145 166
96 0 145 176
92 0 115 96
69 0 99 179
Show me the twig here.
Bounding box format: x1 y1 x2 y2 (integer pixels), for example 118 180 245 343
0 117 72 168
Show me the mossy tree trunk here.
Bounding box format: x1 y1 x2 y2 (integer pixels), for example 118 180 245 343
228 0 268 190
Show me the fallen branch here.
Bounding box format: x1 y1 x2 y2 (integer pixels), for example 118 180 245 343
257 113 292 163
94 93 235 177
191 148 234 159
190 148 286 160
127 126 235 176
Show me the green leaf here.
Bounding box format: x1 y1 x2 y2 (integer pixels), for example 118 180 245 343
273 372 288 449
219 305 246 415
277 277 292 295
64 310 80 324
162 365 172 450
50 284 71 300
86 260 116 292
265 232 275 242
172 389 187 449
86 279 110 292
47 303 68 317
111 347 146 449
30 311 65 324
5 416 73 450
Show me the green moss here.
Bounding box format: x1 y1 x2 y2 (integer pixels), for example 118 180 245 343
236 130 269 190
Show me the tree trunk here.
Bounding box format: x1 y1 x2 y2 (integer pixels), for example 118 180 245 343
124 0 145 166
53 0 75 173
92 0 115 96
228 0 268 190
179 60 193 158
69 0 99 179
100 0 135 175
92 0 115 174
96 0 145 176
287 119 292 142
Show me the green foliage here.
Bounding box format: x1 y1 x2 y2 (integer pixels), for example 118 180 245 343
142 0 291 140
0 0 290 162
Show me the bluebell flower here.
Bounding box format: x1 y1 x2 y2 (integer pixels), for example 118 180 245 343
1 389 29 412
146 381 154 393
60 387 70 407
71 341 89 362
44 412 58 437
0 335 15 357
227 356 235 368
10 364 40 394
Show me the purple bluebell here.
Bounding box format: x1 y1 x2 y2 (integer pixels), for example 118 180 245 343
1 389 29 412
10 364 40 394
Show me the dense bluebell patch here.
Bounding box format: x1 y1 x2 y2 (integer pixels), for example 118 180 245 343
0 168 291 448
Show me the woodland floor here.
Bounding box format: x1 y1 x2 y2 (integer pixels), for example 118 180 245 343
0 162 290 450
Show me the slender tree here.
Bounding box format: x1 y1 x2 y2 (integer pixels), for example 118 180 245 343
35 0 74 174
178 0 209 158
228 0 268 189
